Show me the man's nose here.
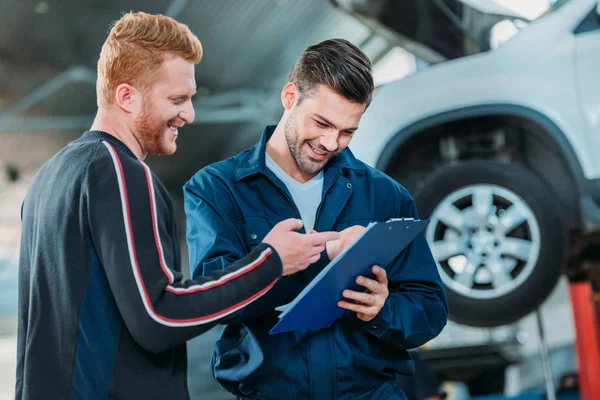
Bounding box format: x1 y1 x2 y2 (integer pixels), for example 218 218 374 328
180 100 195 124
320 131 339 152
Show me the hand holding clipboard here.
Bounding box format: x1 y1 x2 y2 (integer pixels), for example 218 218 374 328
270 218 430 334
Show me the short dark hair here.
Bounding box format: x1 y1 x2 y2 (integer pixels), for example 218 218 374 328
288 38 374 106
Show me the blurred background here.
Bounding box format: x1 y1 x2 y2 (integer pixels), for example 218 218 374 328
2 0 599 399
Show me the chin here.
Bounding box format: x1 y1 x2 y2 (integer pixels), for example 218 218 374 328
163 143 177 155
301 160 326 175
147 141 177 156
159 134 178 155
303 153 330 170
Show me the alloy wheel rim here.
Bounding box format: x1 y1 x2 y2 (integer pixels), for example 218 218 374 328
426 184 541 300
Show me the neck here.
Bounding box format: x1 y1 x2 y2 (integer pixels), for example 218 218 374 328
91 108 147 160
266 122 315 183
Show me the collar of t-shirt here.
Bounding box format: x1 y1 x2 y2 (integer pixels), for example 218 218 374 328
265 152 324 232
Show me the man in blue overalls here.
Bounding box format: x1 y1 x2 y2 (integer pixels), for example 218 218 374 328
184 38 448 400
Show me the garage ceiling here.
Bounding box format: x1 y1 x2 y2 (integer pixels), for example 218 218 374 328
0 0 370 191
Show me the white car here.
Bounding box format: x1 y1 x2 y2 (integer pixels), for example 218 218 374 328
350 0 600 327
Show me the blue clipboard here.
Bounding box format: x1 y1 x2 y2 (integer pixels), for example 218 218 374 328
270 218 430 334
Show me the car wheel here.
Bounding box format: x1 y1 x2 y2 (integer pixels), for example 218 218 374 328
413 160 568 327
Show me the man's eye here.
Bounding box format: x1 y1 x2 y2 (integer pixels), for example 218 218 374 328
316 121 327 128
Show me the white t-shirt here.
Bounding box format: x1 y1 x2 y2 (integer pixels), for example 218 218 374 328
265 153 324 232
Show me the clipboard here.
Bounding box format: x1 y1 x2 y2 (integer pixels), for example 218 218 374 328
270 218 429 334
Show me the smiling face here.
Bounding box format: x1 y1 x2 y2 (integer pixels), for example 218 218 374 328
283 84 366 176
132 56 197 155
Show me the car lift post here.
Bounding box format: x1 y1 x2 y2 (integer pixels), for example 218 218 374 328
568 278 600 400
536 309 556 400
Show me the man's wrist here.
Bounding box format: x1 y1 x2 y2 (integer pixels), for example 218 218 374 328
360 298 392 338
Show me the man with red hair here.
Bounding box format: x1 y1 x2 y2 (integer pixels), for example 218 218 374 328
16 12 338 400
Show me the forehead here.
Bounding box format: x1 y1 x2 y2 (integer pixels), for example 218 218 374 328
151 56 196 93
300 85 365 121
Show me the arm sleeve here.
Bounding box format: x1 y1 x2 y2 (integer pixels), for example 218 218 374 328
85 142 283 354
359 189 448 349
184 174 294 325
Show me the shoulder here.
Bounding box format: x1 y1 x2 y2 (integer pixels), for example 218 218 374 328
86 140 157 198
184 152 245 194
359 161 414 201
183 151 249 215
90 140 143 172
353 161 418 217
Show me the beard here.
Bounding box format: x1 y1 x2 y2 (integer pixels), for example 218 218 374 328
284 110 333 175
134 98 176 156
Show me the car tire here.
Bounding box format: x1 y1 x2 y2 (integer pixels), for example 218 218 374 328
413 160 568 327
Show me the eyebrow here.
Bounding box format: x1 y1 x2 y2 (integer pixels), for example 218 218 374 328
170 89 196 99
313 113 359 131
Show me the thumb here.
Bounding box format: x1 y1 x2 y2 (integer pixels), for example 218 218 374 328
276 218 304 232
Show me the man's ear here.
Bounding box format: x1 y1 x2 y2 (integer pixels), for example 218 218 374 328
115 83 138 113
281 82 298 111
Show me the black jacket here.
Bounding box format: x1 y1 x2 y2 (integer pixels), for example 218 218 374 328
16 130 283 399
